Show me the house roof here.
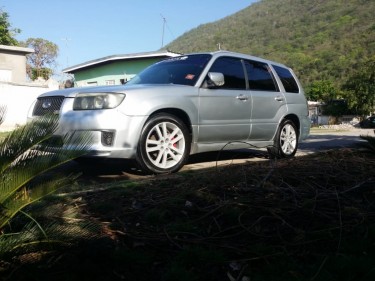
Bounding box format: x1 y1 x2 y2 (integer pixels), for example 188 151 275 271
62 50 181 74
0 44 34 54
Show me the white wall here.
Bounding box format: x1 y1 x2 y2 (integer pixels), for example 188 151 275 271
0 81 58 131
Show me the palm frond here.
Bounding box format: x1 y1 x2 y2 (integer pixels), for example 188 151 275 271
0 105 6 126
0 219 101 257
0 115 59 173
0 114 93 231
0 131 92 205
0 175 78 229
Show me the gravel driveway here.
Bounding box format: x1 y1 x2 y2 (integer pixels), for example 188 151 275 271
297 127 374 156
60 127 374 180
183 127 374 171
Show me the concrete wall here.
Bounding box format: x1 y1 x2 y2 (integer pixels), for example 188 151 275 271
0 45 34 84
0 81 58 131
0 51 27 83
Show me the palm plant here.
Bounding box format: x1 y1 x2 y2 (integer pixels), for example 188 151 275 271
0 106 92 233
0 105 6 125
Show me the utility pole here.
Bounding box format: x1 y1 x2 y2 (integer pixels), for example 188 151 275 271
61 37 71 67
161 14 166 48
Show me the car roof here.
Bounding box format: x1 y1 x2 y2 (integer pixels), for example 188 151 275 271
186 50 289 69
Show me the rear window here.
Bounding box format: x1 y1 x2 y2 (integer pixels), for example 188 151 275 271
272 65 299 93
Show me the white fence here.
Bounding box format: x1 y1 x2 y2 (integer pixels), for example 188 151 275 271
0 81 58 131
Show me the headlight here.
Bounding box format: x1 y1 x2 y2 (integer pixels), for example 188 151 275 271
73 93 125 110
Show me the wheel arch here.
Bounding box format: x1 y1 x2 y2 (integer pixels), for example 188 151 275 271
136 108 192 174
282 114 300 137
148 108 193 135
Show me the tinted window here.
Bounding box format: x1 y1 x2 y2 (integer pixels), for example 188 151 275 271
127 54 212 86
244 60 278 91
272 65 299 93
208 57 246 90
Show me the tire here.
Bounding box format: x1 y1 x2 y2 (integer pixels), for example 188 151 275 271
136 113 191 174
267 119 298 159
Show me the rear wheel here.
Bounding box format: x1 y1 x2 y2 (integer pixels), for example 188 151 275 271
136 114 191 174
268 119 298 158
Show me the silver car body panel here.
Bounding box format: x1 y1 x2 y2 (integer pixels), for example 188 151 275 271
29 51 310 160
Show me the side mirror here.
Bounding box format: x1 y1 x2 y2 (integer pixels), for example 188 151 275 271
207 72 225 88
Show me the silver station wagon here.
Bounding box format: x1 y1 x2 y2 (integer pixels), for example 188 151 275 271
29 51 310 174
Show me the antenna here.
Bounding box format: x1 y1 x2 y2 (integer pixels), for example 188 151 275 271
61 37 71 67
160 14 166 48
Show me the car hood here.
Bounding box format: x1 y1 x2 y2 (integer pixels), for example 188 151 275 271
38 84 191 98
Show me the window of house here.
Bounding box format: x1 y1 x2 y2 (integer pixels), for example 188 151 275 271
272 65 299 93
105 80 115 86
208 57 246 90
244 60 278 91
87 81 98 86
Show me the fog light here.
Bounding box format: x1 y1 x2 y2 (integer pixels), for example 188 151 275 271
101 131 115 146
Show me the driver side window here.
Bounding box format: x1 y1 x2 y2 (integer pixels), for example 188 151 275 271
208 57 246 90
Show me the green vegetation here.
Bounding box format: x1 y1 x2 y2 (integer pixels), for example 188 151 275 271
1 9 58 80
21 37 59 80
0 131 9 142
343 56 375 117
0 107 94 258
166 0 375 86
1 1 375 279
0 9 20 45
166 0 375 113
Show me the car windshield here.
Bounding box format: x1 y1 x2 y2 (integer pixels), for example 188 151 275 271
127 54 212 86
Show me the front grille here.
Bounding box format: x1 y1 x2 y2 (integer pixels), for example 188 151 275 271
32 96 65 116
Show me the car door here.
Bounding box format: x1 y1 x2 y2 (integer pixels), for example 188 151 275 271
245 59 286 141
197 56 251 142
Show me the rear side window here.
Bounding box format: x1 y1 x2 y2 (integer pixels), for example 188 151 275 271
244 60 278 91
272 65 299 93
208 57 246 90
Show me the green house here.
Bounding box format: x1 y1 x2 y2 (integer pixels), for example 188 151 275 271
62 50 180 87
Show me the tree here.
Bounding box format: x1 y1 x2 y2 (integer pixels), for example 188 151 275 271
22 38 59 80
305 80 338 102
343 56 375 117
0 9 20 46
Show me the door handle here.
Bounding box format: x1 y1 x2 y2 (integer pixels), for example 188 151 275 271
275 95 284 102
236 94 248 101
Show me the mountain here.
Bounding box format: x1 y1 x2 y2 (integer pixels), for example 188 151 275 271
165 0 375 87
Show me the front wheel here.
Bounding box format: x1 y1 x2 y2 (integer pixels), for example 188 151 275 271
268 119 298 158
136 114 191 174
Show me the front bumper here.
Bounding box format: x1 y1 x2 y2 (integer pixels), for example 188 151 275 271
37 98 148 159
300 115 311 141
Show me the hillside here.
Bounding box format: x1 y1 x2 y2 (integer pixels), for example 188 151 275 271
165 0 375 87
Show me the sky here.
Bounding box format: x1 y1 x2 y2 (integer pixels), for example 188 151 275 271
1 0 258 79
